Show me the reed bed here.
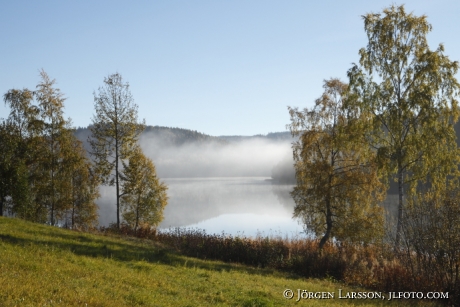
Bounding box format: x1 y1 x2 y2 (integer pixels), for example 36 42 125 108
100 223 457 305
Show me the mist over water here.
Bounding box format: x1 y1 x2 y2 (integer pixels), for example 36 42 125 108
90 127 400 237
139 133 292 178
95 129 302 237
96 177 302 237
160 177 298 228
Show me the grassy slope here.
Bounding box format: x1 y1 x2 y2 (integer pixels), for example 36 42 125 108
0 217 440 307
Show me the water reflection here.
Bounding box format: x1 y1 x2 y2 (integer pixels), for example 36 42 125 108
160 177 302 237
184 213 305 238
97 177 303 237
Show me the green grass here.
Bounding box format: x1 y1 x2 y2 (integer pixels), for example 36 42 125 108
0 217 442 306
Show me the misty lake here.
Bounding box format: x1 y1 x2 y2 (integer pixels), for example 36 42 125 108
98 177 305 238
160 177 304 237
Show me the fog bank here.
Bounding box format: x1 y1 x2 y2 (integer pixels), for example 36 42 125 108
139 132 293 178
77 126 298 229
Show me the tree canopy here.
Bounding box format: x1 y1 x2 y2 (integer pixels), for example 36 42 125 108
347 4 460 246
1 71 99 225
288 79 385 248
89 73 145 229
121 147 168 232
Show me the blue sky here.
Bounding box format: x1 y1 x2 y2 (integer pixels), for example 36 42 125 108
1 1 460 136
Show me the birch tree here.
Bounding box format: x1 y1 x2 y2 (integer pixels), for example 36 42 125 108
36 70 73 225
2 72 99 226
89 73 145 229
65 138 99 229
121 147 168 232
1 89 37 218
0 121 30 216
347 5 460 247
288 79 385 249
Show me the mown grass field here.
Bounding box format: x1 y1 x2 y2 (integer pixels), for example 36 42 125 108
0 217 442 306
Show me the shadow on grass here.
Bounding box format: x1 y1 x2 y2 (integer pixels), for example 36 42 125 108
0 220 300 280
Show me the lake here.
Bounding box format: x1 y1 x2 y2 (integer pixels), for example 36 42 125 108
97 177 304 238
158 177 304 238
97 176 400 238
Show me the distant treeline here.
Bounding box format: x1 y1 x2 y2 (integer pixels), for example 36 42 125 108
142 126 228 146
76 125 294 147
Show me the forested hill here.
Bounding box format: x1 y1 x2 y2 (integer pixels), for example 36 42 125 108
75 125 293 147
74 125 227 152
218 131 293 143
143 126 228 146
75 123 460 148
